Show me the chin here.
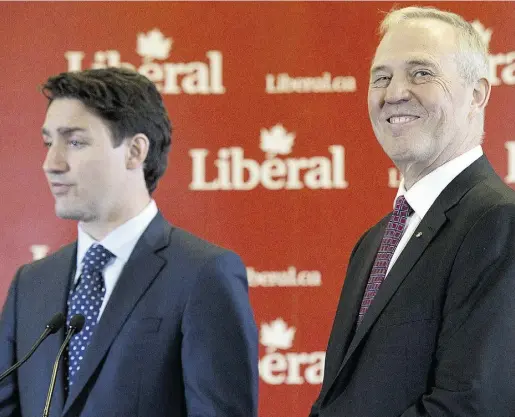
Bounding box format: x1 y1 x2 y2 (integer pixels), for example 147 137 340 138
382 146 417 162
54 205 86 221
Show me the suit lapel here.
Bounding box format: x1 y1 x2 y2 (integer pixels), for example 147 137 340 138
327 156 494 394
339 208 447 371
31 243 76 416
320 223 386 397
62 214 171 415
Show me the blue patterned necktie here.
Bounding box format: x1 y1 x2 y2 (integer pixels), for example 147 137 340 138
67 243 114 387
357 195 413 326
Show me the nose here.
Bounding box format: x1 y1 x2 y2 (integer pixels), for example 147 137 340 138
43 143 69 174
384 75 412 104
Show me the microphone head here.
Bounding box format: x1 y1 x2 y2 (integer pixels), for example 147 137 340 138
46 313 66 334
69 314 85 333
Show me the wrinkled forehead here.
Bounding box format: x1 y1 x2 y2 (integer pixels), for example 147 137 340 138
371 19 460 70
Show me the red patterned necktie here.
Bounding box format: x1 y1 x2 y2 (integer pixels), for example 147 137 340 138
357 195 413 326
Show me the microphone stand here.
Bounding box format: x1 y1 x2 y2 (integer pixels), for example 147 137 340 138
0 313 65 383
42 315 84 417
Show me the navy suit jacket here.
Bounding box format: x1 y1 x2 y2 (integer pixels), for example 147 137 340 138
310 157 515 417
0 213 259 417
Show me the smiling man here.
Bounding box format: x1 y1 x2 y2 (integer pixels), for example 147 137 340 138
309 6 515 417
0 68 258 417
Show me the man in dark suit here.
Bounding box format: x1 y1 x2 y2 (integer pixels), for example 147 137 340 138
310 6 515 417
0 68 258 417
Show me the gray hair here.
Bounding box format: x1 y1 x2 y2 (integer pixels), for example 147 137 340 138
379 6 489 85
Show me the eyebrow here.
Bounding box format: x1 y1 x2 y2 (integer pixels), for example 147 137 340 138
370 59 438 75
41 127 87 137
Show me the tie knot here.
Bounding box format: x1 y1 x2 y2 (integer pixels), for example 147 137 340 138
81 244 114 275
394 195 413 217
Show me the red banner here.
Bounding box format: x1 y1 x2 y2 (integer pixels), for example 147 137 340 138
1 2 514 416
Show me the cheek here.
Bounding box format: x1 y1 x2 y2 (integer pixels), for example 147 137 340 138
367 91 383 120
74 159 111 191
434 80 455 105
415 83 451 121
450 89 472 120
97 153 129 192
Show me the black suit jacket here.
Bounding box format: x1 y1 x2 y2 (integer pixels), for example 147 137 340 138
310 156 515 417
0 213 258 417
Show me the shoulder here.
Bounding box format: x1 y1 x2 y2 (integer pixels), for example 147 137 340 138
16 242 76 280
169 226 233 258
451 171 515 224
162 223 246 276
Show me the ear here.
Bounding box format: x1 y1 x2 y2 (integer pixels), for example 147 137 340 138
126 133 150 170
471 77 491 115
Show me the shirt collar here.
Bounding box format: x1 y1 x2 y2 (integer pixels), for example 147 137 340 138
77 199 158 269
395 146 483 218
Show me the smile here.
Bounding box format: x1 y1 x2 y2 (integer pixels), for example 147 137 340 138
387 116 420 124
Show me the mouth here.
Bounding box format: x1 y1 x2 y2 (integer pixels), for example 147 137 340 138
49 183 73 195
387 115 420 125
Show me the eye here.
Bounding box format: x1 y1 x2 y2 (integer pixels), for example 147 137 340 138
43 141 52 148
372 76 390 87
69 138 86 148
413 70 432 78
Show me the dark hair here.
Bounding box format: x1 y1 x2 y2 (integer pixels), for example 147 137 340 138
41 67 172 194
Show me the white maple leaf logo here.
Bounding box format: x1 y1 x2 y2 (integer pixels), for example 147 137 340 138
260 318 296 353
470 20 492 49
260 124 295 158
137 28 173 62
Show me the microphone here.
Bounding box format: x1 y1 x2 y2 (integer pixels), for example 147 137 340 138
0 312 66 383
42 314 85 417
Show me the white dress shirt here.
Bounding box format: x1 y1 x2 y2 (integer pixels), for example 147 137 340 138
73 199 159 320
386 146 483 276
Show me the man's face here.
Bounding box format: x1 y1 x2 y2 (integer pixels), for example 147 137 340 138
42 98 129 223
368 19 475 171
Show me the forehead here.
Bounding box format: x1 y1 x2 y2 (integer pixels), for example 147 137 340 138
43 98 106 132
372 19 459 70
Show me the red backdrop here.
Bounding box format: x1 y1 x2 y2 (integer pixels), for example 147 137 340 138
1 2 514 416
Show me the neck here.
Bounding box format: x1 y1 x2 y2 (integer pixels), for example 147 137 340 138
399 141 480 191
80 195 151 241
